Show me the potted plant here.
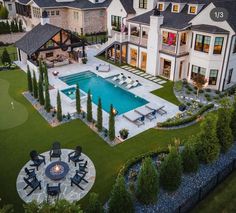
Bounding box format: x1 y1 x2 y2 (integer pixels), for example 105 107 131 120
119 128 129 140
179 104 186 112
82 57 88 64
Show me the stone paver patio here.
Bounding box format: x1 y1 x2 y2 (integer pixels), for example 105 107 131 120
16 149 96 203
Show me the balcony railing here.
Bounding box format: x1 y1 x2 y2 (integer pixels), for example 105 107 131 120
111 30 128 43
129 35 148 47
161 43 176 54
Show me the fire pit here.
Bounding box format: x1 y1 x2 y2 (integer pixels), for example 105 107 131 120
45 161 69 181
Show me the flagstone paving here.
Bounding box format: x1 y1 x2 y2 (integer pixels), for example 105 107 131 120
16 149 96 204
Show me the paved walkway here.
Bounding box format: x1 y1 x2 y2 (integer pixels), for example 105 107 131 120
16 149 96 203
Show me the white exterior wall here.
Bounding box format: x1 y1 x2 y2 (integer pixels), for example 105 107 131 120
189 3 235 91
133 0 157 15
107 0 127 36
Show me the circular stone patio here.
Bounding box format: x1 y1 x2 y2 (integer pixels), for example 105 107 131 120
16 149 96 203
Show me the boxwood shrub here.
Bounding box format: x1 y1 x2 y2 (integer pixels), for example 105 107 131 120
157 104 214 128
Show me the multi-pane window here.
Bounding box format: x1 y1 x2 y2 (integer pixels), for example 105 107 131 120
213 37 224 54
191 65 206 79
111 15 121 28
227 69 233 84
172 4 179 12
209 69 218 85
56 10 60 15
139 0 147 9
233 38 236 53
51 11 55 16
158 3 163 11
180 33 187 46
74 11 79 20
194 34 211 53
32 7 40 18
189 6 196 14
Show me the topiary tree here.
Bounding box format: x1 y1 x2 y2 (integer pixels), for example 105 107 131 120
231 95 236 140
19 19 23 32
159 146 182 191
108 176 134 213
44 79 51 112
23 199 83 213
192 73 207 96
10 20 15 32
181 142 199 173
97 97 103 132
32 71 38 99
76 84 81 114
217 98 233 153
1 48 11 65
195 115 220 164
136 157 159 204
108 104 115 141
27 65 33 93
57 91 62 122
0 6 9 19
87 90 92 122
86 192 104 213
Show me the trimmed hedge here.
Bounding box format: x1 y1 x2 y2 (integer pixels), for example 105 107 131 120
118 149 168 177
158 104 214 128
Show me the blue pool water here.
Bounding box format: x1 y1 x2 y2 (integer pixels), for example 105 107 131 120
59 71 148 115
61 87 86 100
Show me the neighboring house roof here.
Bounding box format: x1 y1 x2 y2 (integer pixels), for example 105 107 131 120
128 4 198 30
191 24 229 34
17 0 111 9
15 23 61 56
120 0 136 14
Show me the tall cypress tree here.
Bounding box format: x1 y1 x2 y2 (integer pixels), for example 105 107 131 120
217 99 233 153
231 96 236 140
43 63 49 84
87 90 93 122
38 76 44 105
76 84 81 114
44 79 51 112
32 71 38 99
136 157 159 204
27 65 33 93
38 60 44 83
108 176 134 213
57 91 62 122
109 104 115 141
97 97 103 132
86 193 104 213
19 20 23 32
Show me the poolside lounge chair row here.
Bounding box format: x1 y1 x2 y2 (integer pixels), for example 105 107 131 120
112 73 140 89
123 103 167 127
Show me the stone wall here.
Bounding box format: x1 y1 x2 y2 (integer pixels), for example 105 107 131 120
0 32 26 44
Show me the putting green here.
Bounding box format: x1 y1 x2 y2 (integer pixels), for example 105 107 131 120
0 78 28 130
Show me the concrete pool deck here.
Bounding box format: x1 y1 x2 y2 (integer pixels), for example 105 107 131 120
15 45 180 141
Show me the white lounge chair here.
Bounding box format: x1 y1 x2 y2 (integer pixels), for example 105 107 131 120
112 73 124 81
123 111 145 127
146 103 167 116
98 64 110 72
126 80 139 89
119 76 132 85
135 106 157 121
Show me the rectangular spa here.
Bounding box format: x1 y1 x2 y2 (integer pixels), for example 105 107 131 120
59 71 148 115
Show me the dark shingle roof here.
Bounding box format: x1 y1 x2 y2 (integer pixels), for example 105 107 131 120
17 0 111 9
120 0 135 14
192 24 229 34
128 4 197 30
213 0 236 32
15 23 61 55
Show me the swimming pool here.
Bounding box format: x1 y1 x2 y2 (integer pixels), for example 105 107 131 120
59 71 148 115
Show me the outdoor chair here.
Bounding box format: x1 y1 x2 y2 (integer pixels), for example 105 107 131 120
47 183 61 202
68 146 84 166
49 141 62 161
30 150 46 171
23 177 41 196
78 161 88 174
70 170 88 190
24 167 36 179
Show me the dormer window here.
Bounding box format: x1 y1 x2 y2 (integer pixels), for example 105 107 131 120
189 5 197 14
139 0 147 9
158 3 164 11
172 4 179 13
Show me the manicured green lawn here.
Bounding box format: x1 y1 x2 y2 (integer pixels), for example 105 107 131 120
0 45 17 65
151 81 181 106
192 171 236 213
0 70 200 212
